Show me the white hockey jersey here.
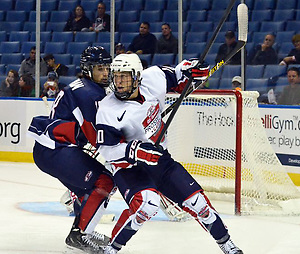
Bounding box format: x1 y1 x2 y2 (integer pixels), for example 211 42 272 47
96 63 186 173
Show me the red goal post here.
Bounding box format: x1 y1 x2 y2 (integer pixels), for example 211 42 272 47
165 90 300 216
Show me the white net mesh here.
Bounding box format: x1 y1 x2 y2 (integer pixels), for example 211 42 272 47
165 91 300 215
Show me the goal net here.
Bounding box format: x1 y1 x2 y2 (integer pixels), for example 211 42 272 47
165 90 300 215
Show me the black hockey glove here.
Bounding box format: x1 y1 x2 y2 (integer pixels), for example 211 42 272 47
182 59 210 81
125 140 163 166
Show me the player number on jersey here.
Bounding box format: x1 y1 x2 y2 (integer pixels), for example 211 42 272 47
97 130 104 144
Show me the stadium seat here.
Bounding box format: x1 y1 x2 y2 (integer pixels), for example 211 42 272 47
59 76 77 85
72 54 81 65
138 54 152 67
97 32 119 43
52 32 74 43
0 0 13 11
186 11 207 23
58 0 79 11
166 22 189 33
263 65 287 79
248 21 260 33
0 31 6 42
6 64 21 72
246 78 269 93
218 21 237 32
260 21 285 33
41 0 58 11
30 31 52 42
278 42 294 55
144 0 166 11
207 31 227 43
122 0 144 11
221 65 241 79
190 22 213 32
0 53 23 64
0 64 6 75
250 10 273 22
21 41 44 54
209 43 223 54
74 32 96 43
29 11 50 22
211 0 231 10
118 22 140 33
51 54 71 66
273 10 295 22
0 41 20 53
0 22 22 32
189 0 210 10
24 22 46 32
276 31 295 43
66 64 76 76
92 42 110 52
0 11 4 21
253 0 275 10
219 78 233 90
162 10 178 23
80 0 98 11
185 42 206 54
9 31 30 42
207 78 220 89
285 21 300 32
67 42 90 55
245 42 254 53
276 0 297 9
5 11 27 22
151 54 175 66
15 0 35 11
207 10 226 23
246 65 265 79
120 33 138 44
44 42 66 54
118 11 139 23
205 54 217 66
140 10 162 23
50 11 71 22
46 22 67 32
185 32 207 44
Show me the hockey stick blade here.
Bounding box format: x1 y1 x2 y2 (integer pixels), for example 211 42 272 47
155 0 237 146
161 3 248 118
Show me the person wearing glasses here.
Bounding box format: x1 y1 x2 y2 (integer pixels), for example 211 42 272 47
90 2 110 32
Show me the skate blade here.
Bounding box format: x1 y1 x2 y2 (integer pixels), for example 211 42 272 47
63 245 86 254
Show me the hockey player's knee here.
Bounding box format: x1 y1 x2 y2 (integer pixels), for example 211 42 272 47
94 173 114 196
182 191 216 224
129 189 160 228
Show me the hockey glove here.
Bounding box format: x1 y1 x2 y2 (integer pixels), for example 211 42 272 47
125 140 163 166
182 59 210 81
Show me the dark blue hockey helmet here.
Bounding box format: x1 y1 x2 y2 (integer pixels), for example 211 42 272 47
80 46 112 86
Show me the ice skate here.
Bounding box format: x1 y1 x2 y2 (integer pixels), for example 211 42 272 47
90 230 110 246
218 238 243 254
65 227 102 254
103 245 118 254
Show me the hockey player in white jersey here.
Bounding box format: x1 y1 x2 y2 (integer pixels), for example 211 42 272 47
95 53 243 254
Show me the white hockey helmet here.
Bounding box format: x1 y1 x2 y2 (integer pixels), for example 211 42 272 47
110 53 143 99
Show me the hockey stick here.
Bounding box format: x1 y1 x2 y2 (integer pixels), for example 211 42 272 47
154 0 237 146
160 3 248 121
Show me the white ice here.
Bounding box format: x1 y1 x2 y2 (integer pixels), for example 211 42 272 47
1 161 300 254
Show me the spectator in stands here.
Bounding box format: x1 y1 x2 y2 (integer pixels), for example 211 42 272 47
44 54 69 77
248 33 278 65
277 67 300 105
0 70 19 97
279 34 300 66
40 71 65 98
89 2 110 32
19 46 48 77
215 31 241 65
64 5 91 33
127 22 157 55
156 23 178 54
115 43 125 55
232 76 242 91
18 73 35 97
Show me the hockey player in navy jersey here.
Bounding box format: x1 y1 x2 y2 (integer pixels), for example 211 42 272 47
28 46 115 253
95 53 243 254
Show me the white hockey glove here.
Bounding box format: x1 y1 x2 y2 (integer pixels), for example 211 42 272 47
125 140 163 166
182 59 210 81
